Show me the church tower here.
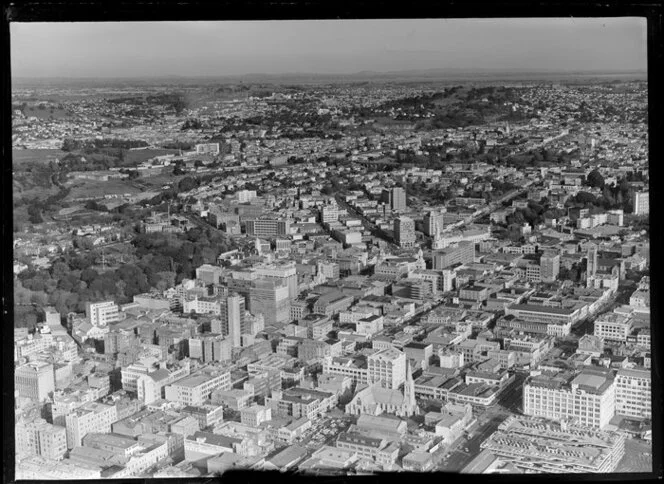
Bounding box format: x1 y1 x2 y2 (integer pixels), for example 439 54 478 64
403 360 418 416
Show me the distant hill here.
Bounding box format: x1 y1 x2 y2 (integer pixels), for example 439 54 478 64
12 68 647 89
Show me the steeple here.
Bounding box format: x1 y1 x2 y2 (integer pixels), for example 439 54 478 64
403 359 418 415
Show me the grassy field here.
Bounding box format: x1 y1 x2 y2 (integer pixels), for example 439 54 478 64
123 148 180 164
12 148 65 166
64 178 144 201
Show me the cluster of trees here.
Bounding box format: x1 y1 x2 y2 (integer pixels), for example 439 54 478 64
505 201 566 227
566 180 633 213
107 93 187 114
19 187 72 224
505 147 575 168
14 227 239 328
181 118 209 130
62 137 149 152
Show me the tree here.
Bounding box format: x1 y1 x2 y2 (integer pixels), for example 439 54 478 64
177 176 197 192
587 169 605 189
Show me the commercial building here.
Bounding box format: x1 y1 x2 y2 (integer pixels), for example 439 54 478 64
335 432 400 467
249 279 291 326
195 264 223 285
121 357 166 394
394 216 416 248
322 355 369 386
254 263 299 300
65 402 118 448
15 419 68 460
220 294 245 348
135 362 191 404
15 360 55 402
540 251 560 283
615 368 651 419
367 347 407 390
188 334 232 363
86 301 120 327
505 303 581 329
523 369 616 429
245 218 291 237
383 187 407 212
432 241 475 270
593 313 633 342
313 291 354 317
240 404 272 428
423 210 444 237
480 416 626 473
266 387 336 420
633 190 649 216
165 367 232 406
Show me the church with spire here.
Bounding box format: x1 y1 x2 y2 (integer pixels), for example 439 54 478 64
345 349 419 418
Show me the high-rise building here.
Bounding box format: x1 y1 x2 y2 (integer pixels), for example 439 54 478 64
615 368 651 419
394 216 416 248
586 245 598 288
383 187 407 212
85 301 119 327
633 191 649 216
390 187 407 212
423 210 445 237
249 279 291 326
15 361 55 402
367 347 407 390
523 370 616 429
540 251 561 283
189 334 232 363
219 294 245 347
64 402 118 448
15 419 67 460
254 262 299 300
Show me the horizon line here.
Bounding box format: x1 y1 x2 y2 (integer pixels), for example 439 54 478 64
12 67 648 82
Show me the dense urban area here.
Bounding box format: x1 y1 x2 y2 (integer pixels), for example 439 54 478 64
12 77 651 478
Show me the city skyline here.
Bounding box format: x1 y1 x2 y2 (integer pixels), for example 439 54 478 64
11 18 647 79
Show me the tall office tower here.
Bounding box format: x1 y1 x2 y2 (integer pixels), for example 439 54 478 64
15 419 68 460
367 347 407 389
423 210 444 237
634 191 649 216
15 361 55 402
540 251 561 283
254 262 299 300
586 245 598 288
221 293 245 348
389 187 407 212
249 279 291 326
394 216 416 248
85 301 119 327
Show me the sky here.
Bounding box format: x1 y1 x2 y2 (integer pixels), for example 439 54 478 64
10 18 648 78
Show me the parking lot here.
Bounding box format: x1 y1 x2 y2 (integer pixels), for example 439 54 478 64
297 415 353 450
